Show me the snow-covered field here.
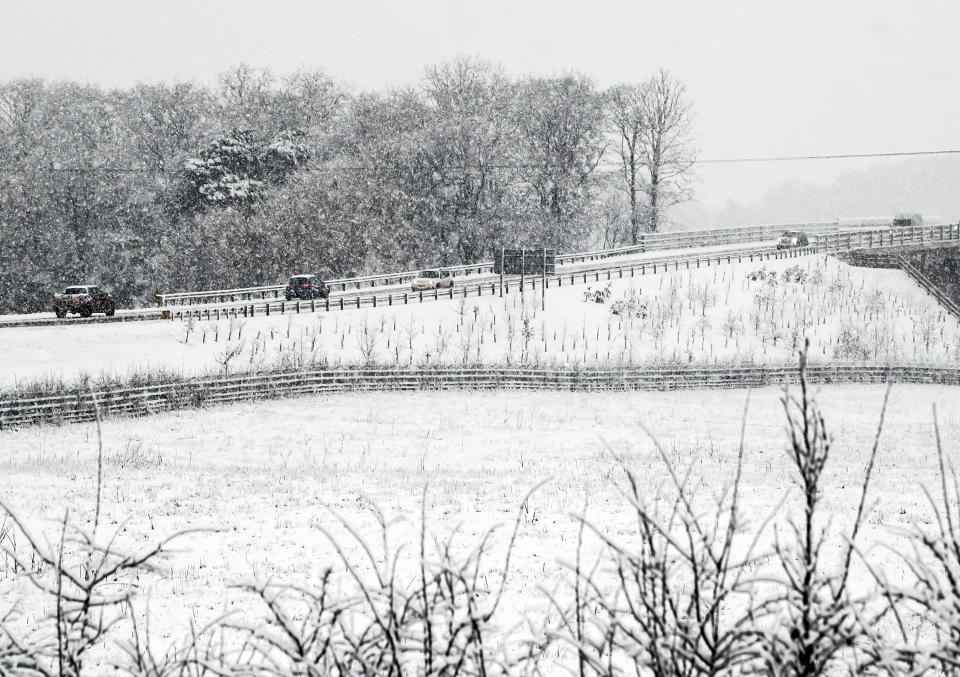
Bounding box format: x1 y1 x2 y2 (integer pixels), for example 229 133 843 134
1 384 958 670
1 254 957 389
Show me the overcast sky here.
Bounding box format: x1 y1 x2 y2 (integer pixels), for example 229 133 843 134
1 0 958 210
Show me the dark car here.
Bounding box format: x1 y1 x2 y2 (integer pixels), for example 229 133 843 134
285 274 329 300
776 231 809 249
52 285 116 318
893 213 923 228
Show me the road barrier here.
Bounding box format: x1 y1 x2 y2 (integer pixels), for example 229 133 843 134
896 255 960 321
2 363 958 429
5 223 958 329
154 219 898 306
164 246 812 322
162 220 960 321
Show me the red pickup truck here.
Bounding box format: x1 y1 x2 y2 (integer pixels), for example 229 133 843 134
52 286 116 318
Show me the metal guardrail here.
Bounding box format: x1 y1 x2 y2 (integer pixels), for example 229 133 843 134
896 255 960 321
812 223 960 253
3 363 959 429
6 223 959 328
155 219 897 305
155 261 493 306
161 221 960 321
164 245 807 322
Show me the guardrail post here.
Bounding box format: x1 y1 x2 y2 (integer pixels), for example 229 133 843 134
419 291 424 303
373 295 377 308
339 298 344 310
325 297 330 311
311 299 315 312
296 301 301 314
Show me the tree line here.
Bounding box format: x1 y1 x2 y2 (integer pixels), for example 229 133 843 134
0 59 695 312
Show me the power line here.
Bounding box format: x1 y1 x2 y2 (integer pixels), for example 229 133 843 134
697 149 960 164
1 148 959 174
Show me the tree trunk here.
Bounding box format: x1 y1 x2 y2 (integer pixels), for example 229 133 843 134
629 160 640 245
649 171 660 233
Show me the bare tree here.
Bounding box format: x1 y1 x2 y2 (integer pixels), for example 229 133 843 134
606 70 696 237
638 70 696 233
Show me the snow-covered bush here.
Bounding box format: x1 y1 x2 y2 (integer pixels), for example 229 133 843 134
583 283 612 304
610 287 648 319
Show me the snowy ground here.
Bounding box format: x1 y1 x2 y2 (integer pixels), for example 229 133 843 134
1 384 958 670
1 254 957 389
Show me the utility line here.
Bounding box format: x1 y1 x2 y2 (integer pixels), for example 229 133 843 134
0 148 957 173
697 149 960 163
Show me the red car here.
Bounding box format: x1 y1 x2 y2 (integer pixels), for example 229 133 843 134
52 285 116 318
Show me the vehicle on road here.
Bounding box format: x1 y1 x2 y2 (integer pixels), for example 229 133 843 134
893 213 923 228
411 269 455 291
776 231 809 249
285 274 329 300
52 285 116 318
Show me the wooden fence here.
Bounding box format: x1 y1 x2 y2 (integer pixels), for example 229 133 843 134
2 363 959 430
